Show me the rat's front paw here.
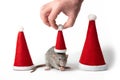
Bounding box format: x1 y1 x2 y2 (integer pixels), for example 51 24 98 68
59 67 65 71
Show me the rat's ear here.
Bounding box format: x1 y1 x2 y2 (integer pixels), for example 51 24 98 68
66 54 68 58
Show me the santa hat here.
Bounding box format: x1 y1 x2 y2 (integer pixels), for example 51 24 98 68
79 14 107 71
54 24 67 53
13 27 34 71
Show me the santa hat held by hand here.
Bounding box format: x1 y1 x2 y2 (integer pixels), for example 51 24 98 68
13 27 34 71
54 24 67 53
79 14 107 71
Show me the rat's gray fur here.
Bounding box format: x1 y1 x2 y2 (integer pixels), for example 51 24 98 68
45 46 68 70
31 46 69 72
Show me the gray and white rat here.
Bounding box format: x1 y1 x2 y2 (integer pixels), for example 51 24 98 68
31 46 70 72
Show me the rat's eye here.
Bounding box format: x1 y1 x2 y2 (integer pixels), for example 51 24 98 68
59 58 61 60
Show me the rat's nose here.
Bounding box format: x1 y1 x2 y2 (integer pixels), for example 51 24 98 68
60 62 66 67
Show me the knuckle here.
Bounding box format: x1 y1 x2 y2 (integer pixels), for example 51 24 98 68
40 6 44 11
40 10 44 16
40 13 44 19
48 16 54 21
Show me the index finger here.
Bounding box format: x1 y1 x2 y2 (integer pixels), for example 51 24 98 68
48 7 61 29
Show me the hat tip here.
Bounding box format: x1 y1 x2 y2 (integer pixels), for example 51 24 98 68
18 25 24 32
88 14 97 20
58 24 63 30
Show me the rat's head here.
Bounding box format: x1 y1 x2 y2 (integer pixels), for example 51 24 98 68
53 53 68 67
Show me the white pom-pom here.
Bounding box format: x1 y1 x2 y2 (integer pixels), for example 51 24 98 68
88 14 97 20
18 25 24 32
58 24 63 30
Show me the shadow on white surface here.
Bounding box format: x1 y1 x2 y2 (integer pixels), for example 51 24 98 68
67 63 79 71
103 46 115 70
66 51 80 71
66 46 115 71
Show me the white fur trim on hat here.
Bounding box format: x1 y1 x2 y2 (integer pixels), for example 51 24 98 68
18 25 24 32
13 65 34 71
54 48 66 53
88 14 97 20
58 24 63 30
79 63 107 71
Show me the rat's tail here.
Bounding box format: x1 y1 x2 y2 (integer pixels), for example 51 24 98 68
31 64 46 73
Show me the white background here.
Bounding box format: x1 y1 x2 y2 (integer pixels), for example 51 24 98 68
0 0 119 80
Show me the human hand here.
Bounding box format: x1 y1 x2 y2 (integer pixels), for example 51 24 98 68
40 0 83 29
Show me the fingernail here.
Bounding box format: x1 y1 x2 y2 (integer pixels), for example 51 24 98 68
53 27 58 30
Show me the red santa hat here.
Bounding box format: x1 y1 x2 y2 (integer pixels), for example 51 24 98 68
79 14 107 71
13 27 34 71
54 24 67 53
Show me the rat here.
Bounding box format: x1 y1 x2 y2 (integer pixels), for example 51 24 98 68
31 46 70 72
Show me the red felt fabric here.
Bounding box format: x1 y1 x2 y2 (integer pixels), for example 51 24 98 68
14 32 33 66
80 20 105 66
55 31 66 50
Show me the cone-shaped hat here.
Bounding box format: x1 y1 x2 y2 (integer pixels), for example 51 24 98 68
79 14 107 71
54 24 67 53
13 27 34 71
